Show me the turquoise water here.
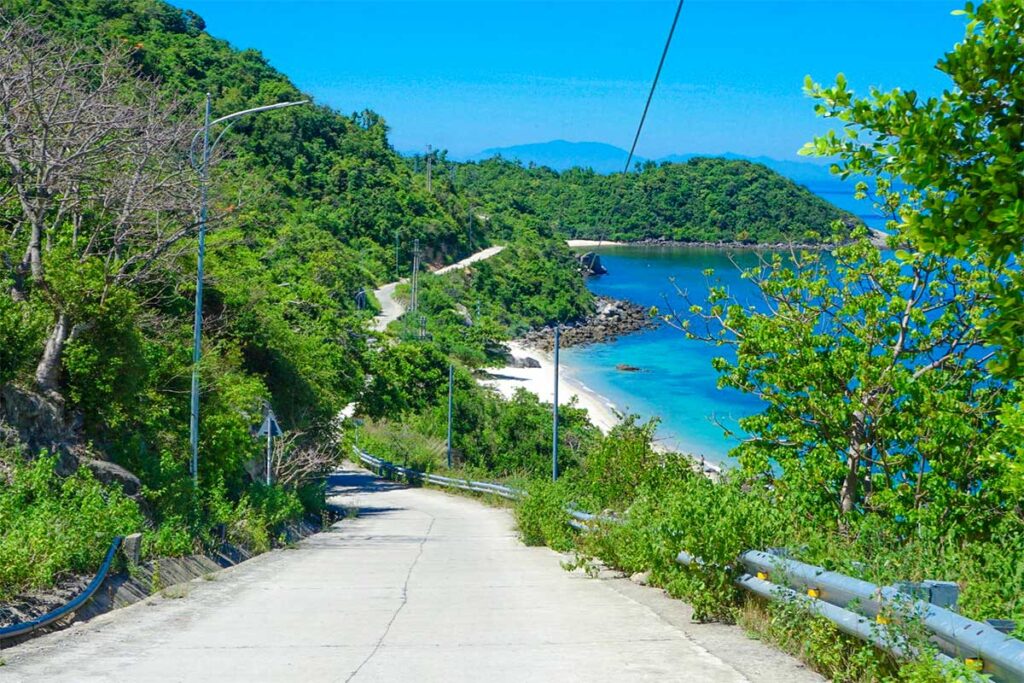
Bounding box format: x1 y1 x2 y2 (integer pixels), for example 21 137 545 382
563 180 881 465
561 246 771 466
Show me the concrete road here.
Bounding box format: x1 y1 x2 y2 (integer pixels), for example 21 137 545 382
2 467 823 682
433 245 505 275
370 279 405 332
370 245 505 333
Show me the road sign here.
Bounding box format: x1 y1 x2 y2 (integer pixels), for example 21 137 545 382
257 410 282 437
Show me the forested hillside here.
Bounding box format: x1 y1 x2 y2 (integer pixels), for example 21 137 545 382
0 0 488 596
443 156 854 244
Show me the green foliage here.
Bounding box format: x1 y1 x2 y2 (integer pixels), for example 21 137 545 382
0 451 144 600
514 478 575 551
802 0 1024 370
411 231 594 362
514 422 1023 677
685 235 1014 530
455 156 854 245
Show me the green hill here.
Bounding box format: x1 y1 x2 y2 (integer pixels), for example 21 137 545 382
450 156 856 244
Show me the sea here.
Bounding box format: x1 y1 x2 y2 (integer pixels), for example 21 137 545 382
563 178 886 466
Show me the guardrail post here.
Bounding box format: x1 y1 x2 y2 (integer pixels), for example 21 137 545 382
121 533 143 566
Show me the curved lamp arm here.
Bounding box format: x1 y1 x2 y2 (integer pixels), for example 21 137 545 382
190 98 309 170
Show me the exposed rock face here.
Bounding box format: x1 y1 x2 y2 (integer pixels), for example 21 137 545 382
0 383 145 500
85 459 143 499
0 384 72 454
521 296 656 351
578 251 608 276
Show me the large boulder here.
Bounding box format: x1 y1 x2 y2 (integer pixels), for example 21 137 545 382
84 458 143 499
578 252 608 276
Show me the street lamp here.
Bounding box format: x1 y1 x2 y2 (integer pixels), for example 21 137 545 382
188 93 309 485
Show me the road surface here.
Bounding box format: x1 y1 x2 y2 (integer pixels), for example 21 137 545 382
2 466 821 682
371 245 505 333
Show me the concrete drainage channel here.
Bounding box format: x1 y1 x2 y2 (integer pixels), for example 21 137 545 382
0 517 324 646
355 448 1024 682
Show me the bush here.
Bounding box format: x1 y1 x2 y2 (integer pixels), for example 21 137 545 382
0 452 144 600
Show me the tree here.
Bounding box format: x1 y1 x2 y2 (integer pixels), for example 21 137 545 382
0 16 196 400
680 236 1012 531
802 0 1024 370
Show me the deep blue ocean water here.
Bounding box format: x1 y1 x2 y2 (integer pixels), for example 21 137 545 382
563 179 877 465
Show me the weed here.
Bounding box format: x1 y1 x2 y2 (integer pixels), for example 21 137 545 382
161 584 189 600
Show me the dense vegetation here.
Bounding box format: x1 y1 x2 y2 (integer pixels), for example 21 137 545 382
403 231 595 365
1 0 1019 680
0 0 478 598
443 155 855 244
508 3 1024 681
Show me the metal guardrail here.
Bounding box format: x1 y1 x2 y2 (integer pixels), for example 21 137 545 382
0 536 123 641
678 549 1024 681
354 447 1022 678
355 448 522 500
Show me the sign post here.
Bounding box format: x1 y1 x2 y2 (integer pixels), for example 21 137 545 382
256 407 282 486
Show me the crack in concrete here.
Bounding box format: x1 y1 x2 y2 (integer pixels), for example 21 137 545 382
342 515 435 682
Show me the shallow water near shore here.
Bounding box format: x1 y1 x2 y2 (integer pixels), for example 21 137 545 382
561 246 772 466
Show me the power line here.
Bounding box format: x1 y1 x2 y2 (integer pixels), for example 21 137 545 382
623 0 685 174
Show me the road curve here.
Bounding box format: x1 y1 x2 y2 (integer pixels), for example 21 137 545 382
371 245 506 333
2 467 822 682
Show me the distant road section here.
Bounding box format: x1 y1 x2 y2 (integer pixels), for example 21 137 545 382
433 244 505 275
371 279 405 332
2 467 823 682
371 245 505 332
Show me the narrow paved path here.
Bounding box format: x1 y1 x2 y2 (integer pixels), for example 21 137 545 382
2 467 822 682
370 279 405 332
371 245 505 333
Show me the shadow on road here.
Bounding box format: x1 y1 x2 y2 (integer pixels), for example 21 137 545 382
327 469 406 496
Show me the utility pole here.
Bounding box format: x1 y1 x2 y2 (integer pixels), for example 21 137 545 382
189 94 211 487
408 239 420 339
468 209 473 246
419 315 426 340
425 144 432 193
446 363 454 468
552 325 560 482
188 95 307 487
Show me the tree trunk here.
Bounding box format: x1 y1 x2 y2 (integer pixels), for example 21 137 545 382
839 409 866 516
35 312 69 397
839 446 859 515
27 220 43 283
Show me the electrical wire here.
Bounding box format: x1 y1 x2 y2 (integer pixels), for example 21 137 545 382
623 0 686 174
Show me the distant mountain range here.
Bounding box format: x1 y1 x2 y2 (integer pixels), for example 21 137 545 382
457 140 837 185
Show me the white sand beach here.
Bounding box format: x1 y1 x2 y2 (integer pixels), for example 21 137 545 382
479 341 725 476
478 341 622 433
566 239 625 248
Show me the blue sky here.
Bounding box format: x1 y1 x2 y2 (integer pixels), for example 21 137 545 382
175 1 967 161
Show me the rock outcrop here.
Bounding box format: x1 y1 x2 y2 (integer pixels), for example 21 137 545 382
578 251 608 276
521 296 656 351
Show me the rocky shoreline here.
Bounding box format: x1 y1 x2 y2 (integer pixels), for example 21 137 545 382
519 296 656 352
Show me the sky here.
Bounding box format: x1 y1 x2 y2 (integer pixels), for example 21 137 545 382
174 0 967 161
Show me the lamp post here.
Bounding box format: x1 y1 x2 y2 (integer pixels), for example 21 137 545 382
446 363 454 468
552 325 560 482
188 94 308 485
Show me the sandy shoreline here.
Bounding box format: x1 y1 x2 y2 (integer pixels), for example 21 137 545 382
479 341 724 475
478 341 623 434
565 239 626 248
